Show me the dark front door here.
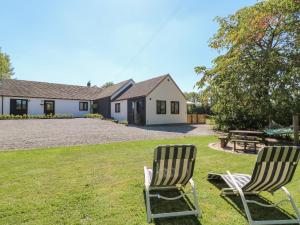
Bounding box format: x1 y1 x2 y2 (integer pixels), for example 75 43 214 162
10 99 28 115
44 100 55 115
128 97 146 125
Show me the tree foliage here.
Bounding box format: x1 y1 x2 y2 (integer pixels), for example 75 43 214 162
101 82 114 88
185 92 201 104
0 48 14 80
185 91 211 114
195 0 300 131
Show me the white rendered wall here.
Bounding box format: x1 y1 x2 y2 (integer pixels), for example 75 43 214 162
54 99 90 116
2 97 10 114
0 97 2 114
146 77 187 125
28 98 44 114
1 97 91 116
111 100 128 121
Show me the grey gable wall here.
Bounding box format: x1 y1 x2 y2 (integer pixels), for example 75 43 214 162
111 83 133 101
94 97 111 118
94 83 134 118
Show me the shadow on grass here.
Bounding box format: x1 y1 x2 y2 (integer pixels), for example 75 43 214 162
143 189 202 225
208 179 297 222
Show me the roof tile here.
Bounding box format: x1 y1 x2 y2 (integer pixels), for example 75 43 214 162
116 74 168 101
0 79 131 100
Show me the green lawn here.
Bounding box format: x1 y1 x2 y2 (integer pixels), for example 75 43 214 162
0 136 300 225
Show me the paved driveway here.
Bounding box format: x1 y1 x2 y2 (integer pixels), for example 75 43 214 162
0 118 214 150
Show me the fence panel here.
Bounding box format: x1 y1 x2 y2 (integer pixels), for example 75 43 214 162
187 114 206 124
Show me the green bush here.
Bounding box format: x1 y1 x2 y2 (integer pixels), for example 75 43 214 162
83 113 103 119
106 118 119 123
119 120 128 126
0 114 73 120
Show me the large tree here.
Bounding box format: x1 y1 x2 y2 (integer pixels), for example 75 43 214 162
0 48 14 80
101 82 114 88
195 0 300 131
185 92 200 104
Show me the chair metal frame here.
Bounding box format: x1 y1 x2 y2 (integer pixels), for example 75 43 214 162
144 166 201 223
222 171 300 225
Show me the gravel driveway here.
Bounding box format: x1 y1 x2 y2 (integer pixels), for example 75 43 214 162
0 118 214 151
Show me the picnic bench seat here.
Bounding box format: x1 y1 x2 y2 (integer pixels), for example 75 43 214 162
231 139 260 153
265 137 279 146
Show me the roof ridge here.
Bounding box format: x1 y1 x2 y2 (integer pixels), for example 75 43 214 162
0 78 104 100
133 74 169 85
115 74 170 101
4 78 102 89
101 79 133 90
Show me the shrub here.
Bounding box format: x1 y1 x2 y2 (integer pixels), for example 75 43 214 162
83 113 103 119
0 114 74 120
51 114 73 119
119 120 128 126
106 118 119 123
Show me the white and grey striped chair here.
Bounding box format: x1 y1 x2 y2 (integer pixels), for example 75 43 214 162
208 146 300 225
144 144 201 223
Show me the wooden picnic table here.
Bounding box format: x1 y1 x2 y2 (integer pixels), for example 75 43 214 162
218 130 265 152
229 130 264 136
229 130 264 140
229 130 265 153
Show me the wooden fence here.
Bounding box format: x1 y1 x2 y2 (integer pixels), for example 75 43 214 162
187 114 206 124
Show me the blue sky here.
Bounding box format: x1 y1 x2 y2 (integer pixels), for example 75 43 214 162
0 0 257 92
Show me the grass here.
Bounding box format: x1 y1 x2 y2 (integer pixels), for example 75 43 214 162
0 136 300 225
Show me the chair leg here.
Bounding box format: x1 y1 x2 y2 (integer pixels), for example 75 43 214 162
281 187 300 223
227 172 300 225
226 171 254 224
145 186 152 223
146 183 200 221
189 179 201 218
144 167 152 223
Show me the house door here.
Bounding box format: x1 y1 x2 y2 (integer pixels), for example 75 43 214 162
132 99 145 125
44 100 55 115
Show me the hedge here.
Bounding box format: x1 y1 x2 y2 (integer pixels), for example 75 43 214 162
82 114 103 119
0 114 73 120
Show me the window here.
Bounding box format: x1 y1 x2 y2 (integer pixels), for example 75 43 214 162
16 100 23 110
10 99 28 115
79 102 88 111
156 100 166 114
115 103 120 113
171 101 179 114
44 100 55 115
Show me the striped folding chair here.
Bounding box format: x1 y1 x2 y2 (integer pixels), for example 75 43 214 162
144 144 201 223
208 146 300 225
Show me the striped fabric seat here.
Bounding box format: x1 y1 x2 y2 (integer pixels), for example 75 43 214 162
208 146 300 225
208 146 300 192
221 173 251 189
243 146 300 192
150 145 197 186
144 144 200 222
